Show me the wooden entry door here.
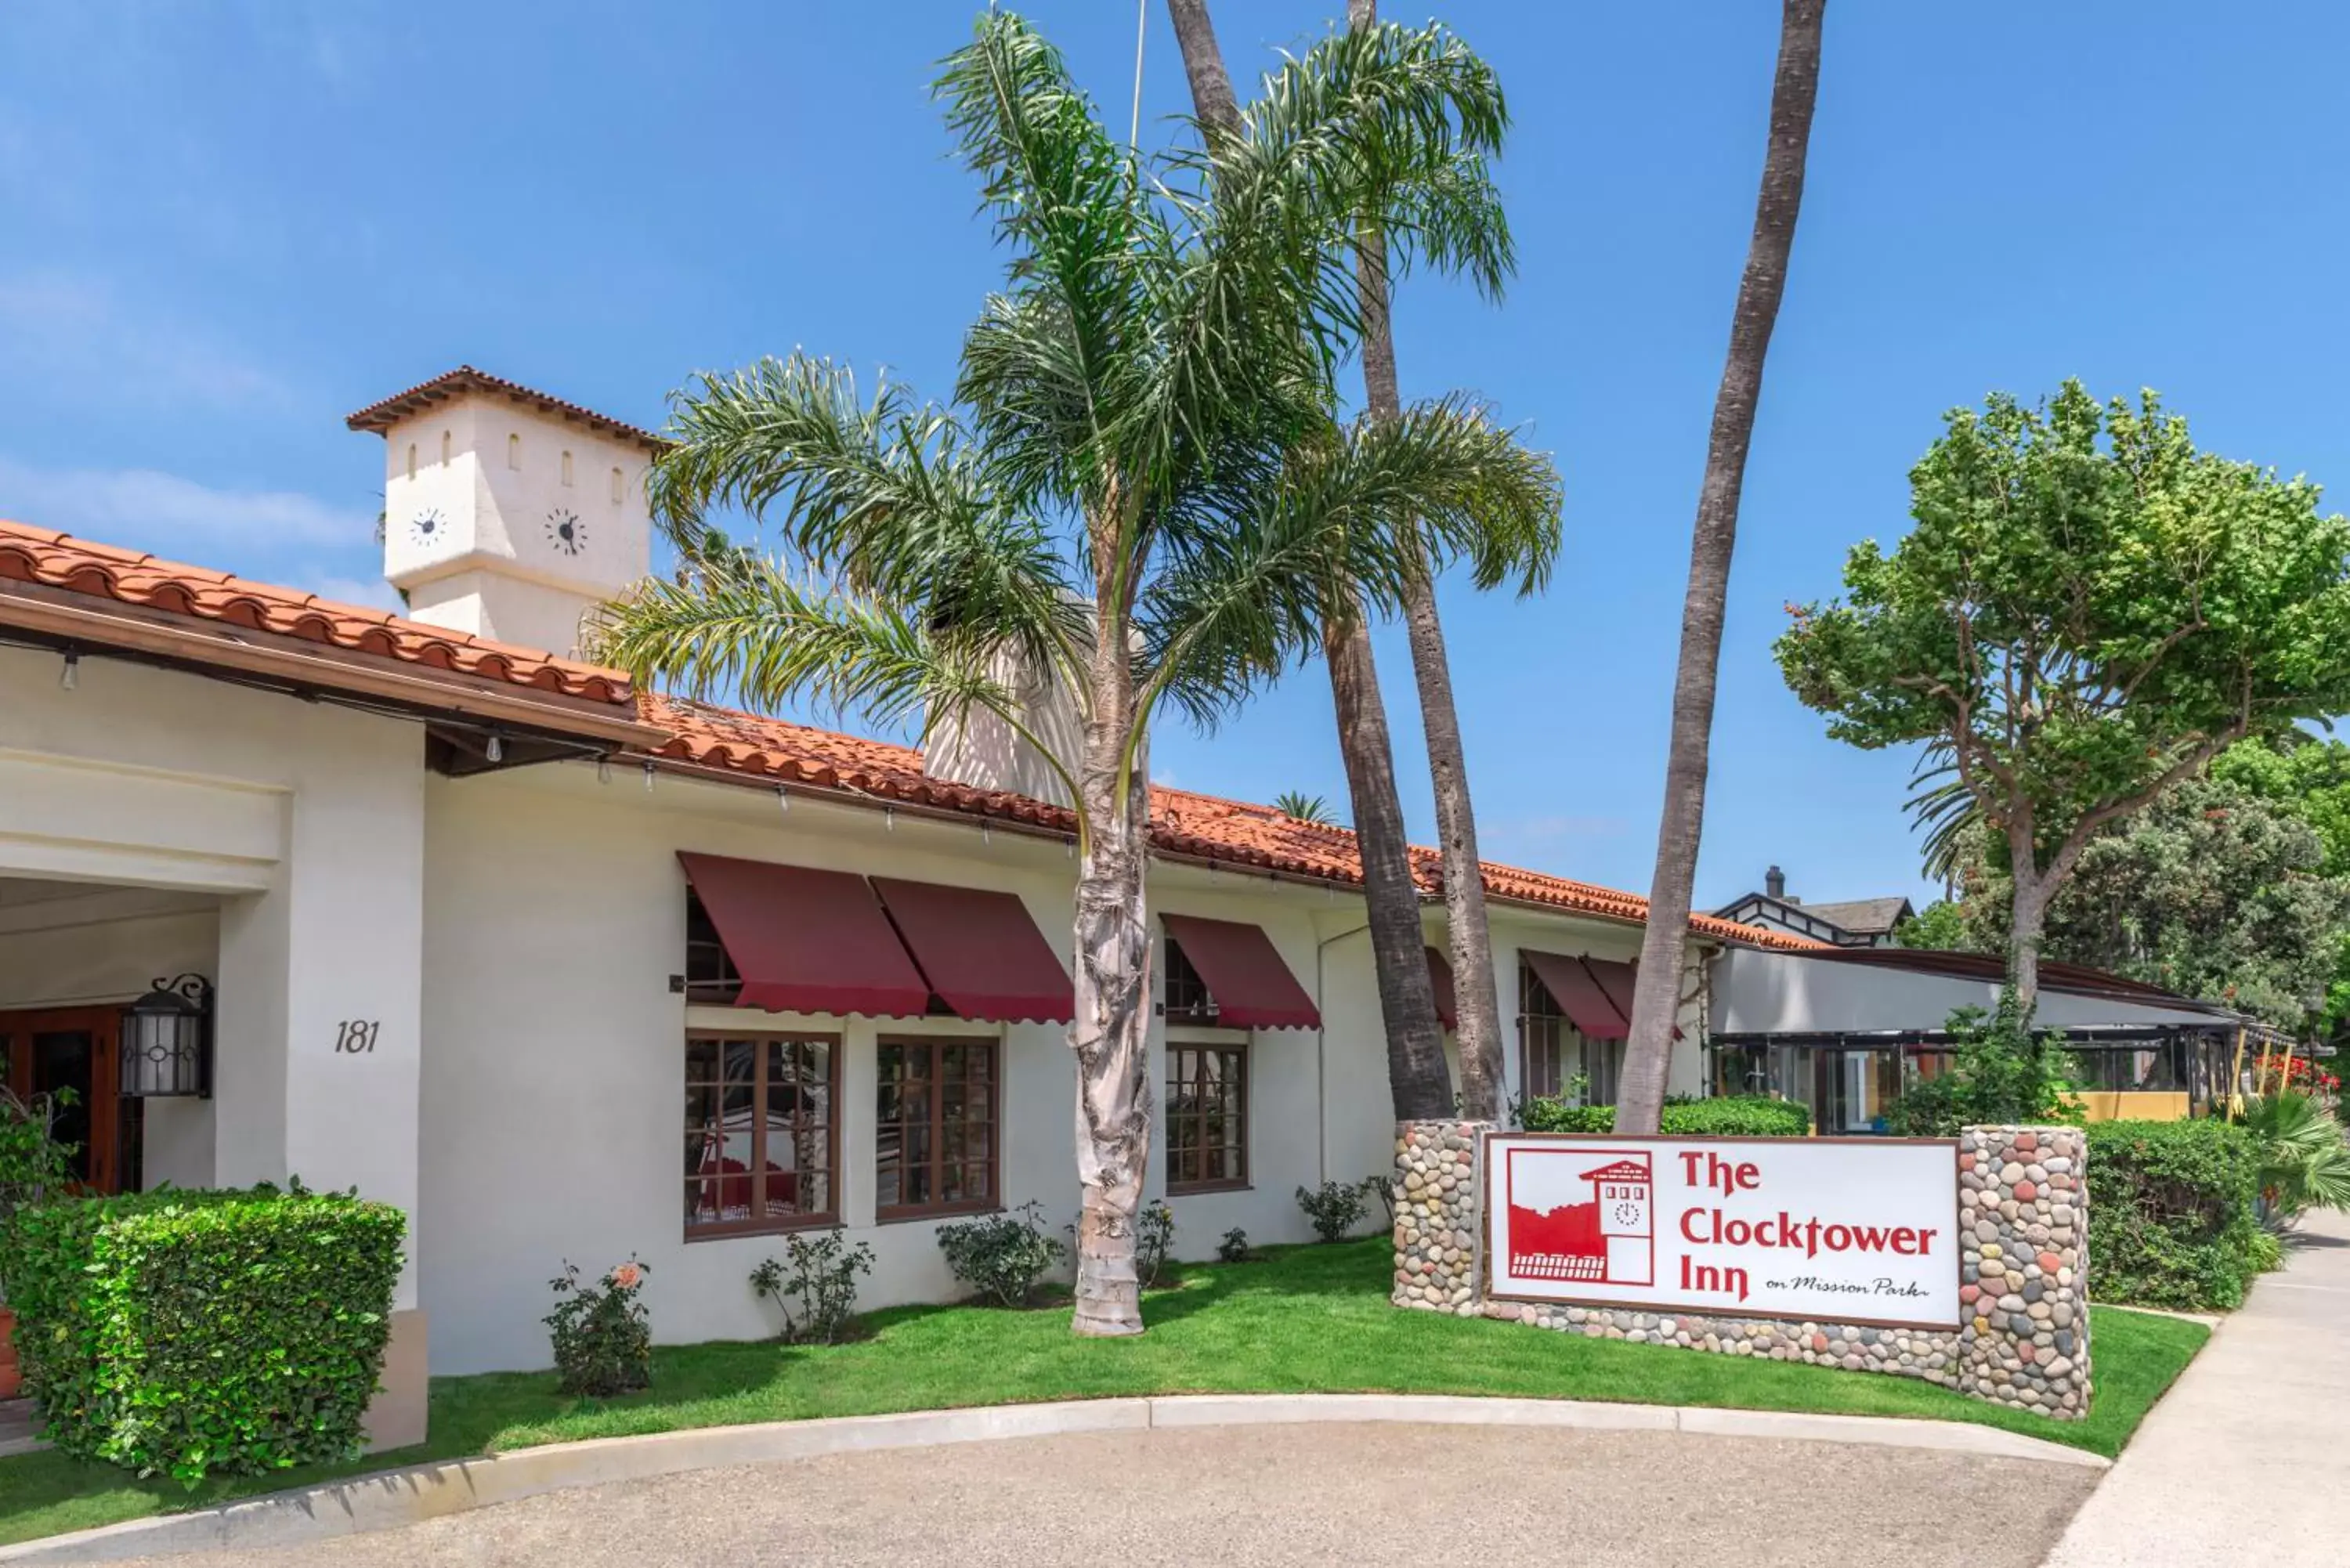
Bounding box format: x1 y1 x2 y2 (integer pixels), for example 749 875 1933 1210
0 1007 128 1194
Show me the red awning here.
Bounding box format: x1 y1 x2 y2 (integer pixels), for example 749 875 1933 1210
1161 913 1321 1030
1522 948 1630 1040
871 877 1075 1024
1426 946 1459 1031
678 852 931 1017
1585 956 1681 1039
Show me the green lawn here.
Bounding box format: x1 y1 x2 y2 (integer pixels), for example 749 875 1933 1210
0 1238 2207 1547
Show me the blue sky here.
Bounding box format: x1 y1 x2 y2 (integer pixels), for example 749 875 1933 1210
5 1 2347 913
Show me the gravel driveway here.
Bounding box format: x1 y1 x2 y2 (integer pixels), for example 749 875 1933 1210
121 1422 2096 1568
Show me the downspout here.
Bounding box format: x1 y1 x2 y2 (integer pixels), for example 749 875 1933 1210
1314 921 1371 1186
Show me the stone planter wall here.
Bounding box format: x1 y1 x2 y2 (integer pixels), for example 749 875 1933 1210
1390 1120 2091 1420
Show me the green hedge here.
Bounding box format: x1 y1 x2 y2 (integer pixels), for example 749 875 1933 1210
2085 1119 2267 1311
1520 1095 1812 1138
0 1185 405 1486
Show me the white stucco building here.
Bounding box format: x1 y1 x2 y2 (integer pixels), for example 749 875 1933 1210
0 370 1811 1443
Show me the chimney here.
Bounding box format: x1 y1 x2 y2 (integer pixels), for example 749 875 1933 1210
1765 865 1786 901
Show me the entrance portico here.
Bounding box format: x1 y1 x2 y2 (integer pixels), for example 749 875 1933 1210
1 641 432 1444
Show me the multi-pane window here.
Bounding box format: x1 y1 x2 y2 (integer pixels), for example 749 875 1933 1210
1163 938 1216 1022
877 1038 999 1219
1517 961 1621 1105
684 1033 837 1237
685 891 742 1005
2071 1043 2186 1093
1166 1040 1248 1191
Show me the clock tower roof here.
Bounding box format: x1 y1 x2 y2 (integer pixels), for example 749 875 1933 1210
346 366 670 455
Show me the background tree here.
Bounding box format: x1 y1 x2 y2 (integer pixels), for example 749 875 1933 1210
1777 381 2350 1012
593 13 1556 1335
1933 777 2350 1035
1619 0 1828 1135
1891 898 1969 949
1166 0 1547 1122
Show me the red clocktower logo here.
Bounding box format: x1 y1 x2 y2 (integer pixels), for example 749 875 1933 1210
1505 1148 1655 1286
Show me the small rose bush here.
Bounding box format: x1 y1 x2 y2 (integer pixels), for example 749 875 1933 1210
750 1230 873 1344
545 1257 652 1396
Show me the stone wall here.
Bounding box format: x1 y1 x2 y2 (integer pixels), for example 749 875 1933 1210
1389 1120 2092 1420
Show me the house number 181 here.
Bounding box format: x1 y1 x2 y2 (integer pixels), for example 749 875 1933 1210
334 1020 381 1054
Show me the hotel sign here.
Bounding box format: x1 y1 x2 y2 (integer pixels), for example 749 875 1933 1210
1484 1133 1961 1330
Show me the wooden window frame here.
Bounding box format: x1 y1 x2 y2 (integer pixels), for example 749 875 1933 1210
1517 959 1570 1101
875 1034 1001 1223
1165 1034 1249 1194
682 1029 841 1242
1162 937 1219 1024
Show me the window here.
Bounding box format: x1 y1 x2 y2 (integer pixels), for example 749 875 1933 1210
1164 938 1216 1022
683 1032 837 1237
877 1037 997 1219
561 449 575 486
2072 1043 2186 1092
1166 1039 1247 1190
609 465 625 504
685 890 742 1004
440 429 452 465
405 443 418 480
508 432 522 470
1517 960 1620 1104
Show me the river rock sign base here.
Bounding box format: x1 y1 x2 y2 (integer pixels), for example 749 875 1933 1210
1391 1121 2091 1420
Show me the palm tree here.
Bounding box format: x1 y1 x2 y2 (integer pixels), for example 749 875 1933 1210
1617 0 1827 1135
1166 1 1544 1125
1274 791 1339 825
592 12 1557 1335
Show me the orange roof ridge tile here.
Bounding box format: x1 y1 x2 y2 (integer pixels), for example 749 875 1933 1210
0 519 634 704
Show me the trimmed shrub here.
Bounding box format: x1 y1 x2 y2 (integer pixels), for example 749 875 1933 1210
1295 1180 1368 1243
1520 1095 1810 1138
0 1184 403 1486
2086 1119 2267 1310
1217 1226 1252 1263
938 1201 1065 1306
1137 1200 1175 1290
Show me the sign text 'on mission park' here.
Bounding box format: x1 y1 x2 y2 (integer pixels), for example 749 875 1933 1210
1483 1133 1961 1330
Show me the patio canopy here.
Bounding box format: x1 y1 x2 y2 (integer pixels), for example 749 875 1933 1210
871 876 1075 1024
678 852 931 1017
1160 913 1321 1030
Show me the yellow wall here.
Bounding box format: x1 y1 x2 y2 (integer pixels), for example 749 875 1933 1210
2067 1089 2193 1123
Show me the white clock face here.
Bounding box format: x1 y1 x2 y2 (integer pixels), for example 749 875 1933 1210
546 508 586 557
1612 1199 1643 1227
409 508 446 546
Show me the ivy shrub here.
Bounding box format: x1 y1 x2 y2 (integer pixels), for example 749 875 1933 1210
2086 1119 2269 1310
1520 1095 1811 1138
0 1184 403 1487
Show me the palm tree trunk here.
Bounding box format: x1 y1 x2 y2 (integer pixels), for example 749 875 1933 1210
1326 618 1455 1120
1167 0 1453 1122
1070 619 1153 1338
1618 0 1826 1135
1348 0 1507 1123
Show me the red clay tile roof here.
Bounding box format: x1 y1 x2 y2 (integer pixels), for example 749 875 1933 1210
345 367 670 454
643 694 1820 951
0 520 635 704
0 516 1812 951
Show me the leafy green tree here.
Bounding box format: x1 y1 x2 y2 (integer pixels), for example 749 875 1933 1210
1881 996 2081 1137
1777 382 2350 1011
1953 777 2350 1033
1892 898 1970 949
2214 734 2350 875
591 13 1556 1335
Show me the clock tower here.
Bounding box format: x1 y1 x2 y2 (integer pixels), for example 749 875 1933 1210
348 367 662 658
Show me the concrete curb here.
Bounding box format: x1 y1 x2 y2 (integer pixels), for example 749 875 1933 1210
0 1393 2107 1563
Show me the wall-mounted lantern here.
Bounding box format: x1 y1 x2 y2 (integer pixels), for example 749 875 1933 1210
121 974 212 1099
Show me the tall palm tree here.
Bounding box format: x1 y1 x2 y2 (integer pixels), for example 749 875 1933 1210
592 12 1557 1335
1166 0 1539 1124
1617 0 1827 1135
